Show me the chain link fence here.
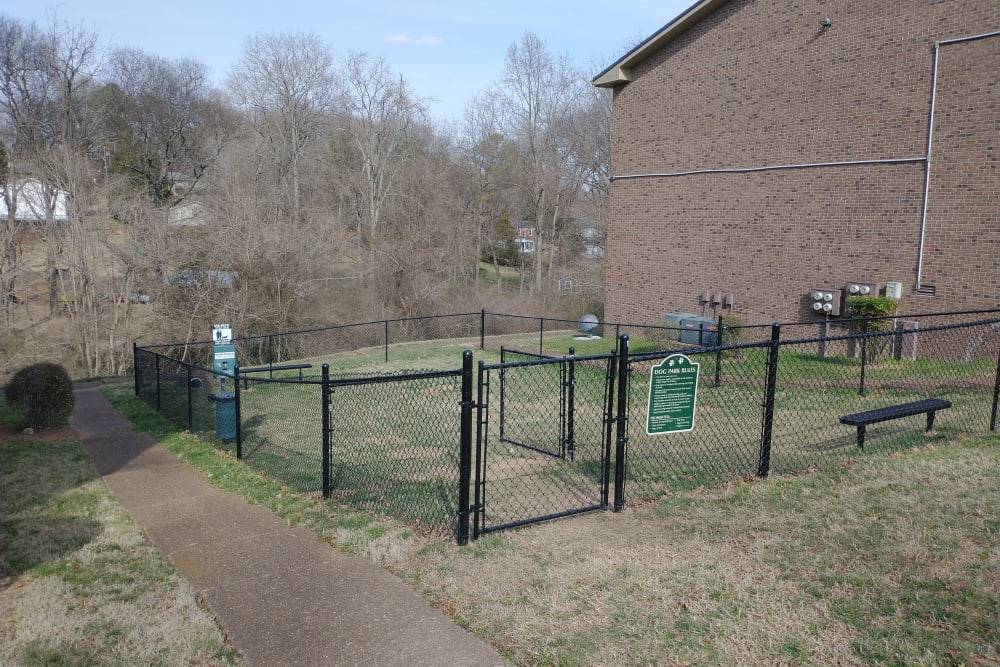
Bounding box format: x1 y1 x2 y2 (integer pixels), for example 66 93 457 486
327 369 464 533
134 310 999 542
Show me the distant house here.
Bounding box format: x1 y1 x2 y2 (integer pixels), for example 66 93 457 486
570 219 605 259
166 269 238 288
167 200 209 226
516 222 536 254
0 179 69 223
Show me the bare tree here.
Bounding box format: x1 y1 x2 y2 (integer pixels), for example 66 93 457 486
493 32 590 297
227 31 337 223
97 48 232 203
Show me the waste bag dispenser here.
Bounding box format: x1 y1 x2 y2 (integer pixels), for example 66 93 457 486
209 323 237 440
208 392 236 440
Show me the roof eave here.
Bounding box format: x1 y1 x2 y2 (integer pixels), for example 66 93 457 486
592 0 731 88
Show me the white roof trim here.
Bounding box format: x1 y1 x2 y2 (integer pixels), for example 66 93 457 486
592 0 730 88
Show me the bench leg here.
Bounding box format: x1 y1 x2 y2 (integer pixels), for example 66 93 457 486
856 424 866 449
926 410 936 432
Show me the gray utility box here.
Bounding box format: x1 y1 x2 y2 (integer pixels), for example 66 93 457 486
664 313 719 346
679 316 719 346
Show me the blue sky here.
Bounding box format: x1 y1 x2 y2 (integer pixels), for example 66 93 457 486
4 1 692 121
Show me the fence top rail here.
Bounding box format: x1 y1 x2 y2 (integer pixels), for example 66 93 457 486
137 312 485 350
240 363 313 373
329 367 463 387
482 350 617 372
135 308 1000 354
242 375 324 385
629 339 771 364
774 316 1000 348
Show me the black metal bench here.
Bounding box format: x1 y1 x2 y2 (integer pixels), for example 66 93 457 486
839 398 951 449
240 363 313 384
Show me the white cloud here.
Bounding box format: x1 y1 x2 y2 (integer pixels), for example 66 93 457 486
384 34 443 46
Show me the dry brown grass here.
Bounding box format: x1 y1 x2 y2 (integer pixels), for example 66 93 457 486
393 436 1000 666
0 436 243 666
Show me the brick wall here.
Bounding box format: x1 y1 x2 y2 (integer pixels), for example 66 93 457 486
605 0 999 326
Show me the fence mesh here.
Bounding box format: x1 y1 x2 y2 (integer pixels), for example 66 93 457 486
133 310 1000 540
239 374 324 491
622 318 1000 503
476 353 613 534
328 370 463 532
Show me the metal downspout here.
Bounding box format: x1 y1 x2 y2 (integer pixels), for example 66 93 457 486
918 30 1000 291
917 42 940 292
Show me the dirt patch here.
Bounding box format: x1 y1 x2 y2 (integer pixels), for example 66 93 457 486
0 423 78 443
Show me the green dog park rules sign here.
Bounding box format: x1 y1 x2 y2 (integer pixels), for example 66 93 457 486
646 354 700 435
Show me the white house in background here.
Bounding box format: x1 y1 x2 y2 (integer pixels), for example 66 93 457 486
0 179 70 223
167 200 209 226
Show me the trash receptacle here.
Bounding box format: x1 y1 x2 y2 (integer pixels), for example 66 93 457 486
209 392 236 440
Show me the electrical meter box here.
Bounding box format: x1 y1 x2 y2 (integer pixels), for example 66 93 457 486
809 289 842 317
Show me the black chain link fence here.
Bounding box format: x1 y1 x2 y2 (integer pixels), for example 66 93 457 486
134 310 999 541
238 373 324 491
327 369 464 533
622 316 1000 504
475 350 615 536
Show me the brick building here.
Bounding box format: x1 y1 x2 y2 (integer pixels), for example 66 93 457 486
594 0 999 326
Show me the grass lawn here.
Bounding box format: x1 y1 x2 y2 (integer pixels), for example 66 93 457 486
0 417 243 666
104 378 1000 666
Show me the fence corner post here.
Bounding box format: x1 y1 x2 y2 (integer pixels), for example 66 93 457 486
758 323 781 478
234 365 242 459
991 345 1000 432
613 334 630 511
714 314 724 387
458 350 474 545
480 309 486 350
322 363 331 498
133 342 139 397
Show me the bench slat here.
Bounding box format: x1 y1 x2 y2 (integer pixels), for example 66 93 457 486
839 398 951 426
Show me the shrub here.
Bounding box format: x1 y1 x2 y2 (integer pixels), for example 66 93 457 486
5 362 75 429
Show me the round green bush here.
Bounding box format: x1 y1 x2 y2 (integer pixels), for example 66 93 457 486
5 362 75 429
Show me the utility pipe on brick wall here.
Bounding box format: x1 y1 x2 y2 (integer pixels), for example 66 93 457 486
610 28 1000 292
917 29 1000 291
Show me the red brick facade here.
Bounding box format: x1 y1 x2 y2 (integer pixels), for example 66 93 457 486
600 0 999 326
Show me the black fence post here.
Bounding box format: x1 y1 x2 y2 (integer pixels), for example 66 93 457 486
602 350 617 510
473 360 487 540
480 309 486 350
458 350 474 546
566 347 576 462
758 324 781 478
234 365 242 459
133 342 139 397
538 317 544 355
322 363 331 498
155 354 161 412
714 314 724 387
613 334 630 511
384 320 390 363
991 345 1000 432
859 319 869 396
187 366 193 430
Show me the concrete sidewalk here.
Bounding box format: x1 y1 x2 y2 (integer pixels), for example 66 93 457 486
72 383 507 667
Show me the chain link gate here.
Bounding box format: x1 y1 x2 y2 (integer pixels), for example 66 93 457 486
473 351 618 537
